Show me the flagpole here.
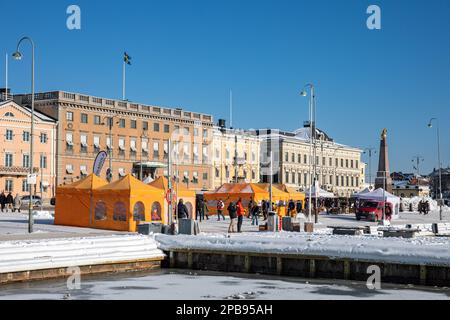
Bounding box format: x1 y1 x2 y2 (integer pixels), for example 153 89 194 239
122 59 126 101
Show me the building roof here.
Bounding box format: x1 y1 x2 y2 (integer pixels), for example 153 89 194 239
0 100 56 123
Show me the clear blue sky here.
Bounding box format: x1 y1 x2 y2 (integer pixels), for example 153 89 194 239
1 0 449 177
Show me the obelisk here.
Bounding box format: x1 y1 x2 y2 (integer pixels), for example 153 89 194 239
375 128 393 193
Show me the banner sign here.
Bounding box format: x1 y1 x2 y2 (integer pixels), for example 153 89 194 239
93 151 108 177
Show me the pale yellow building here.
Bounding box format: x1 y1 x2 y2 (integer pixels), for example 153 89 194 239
211 124 260 189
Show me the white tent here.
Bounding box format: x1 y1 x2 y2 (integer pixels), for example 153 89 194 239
356 188 401 219
352 187 372 198
304 185 336 198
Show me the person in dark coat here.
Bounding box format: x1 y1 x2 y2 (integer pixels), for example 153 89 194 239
262 200 269 221
227 201 238 233
0 191 6 212
296 200 303 214
6 192 14 212
177 199 189 219
288 200 295 217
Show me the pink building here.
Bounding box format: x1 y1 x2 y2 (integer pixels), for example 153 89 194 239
0 100 57 201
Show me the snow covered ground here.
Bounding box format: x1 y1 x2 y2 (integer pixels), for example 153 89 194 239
155 230 450 267
1 269 449 300
0 234 164 273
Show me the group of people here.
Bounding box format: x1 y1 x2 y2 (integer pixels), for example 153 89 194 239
418 200 430 215
0 192 22 213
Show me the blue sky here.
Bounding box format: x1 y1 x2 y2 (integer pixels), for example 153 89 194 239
1 0 449 177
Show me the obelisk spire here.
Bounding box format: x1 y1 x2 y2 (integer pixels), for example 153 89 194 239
375 128 393 193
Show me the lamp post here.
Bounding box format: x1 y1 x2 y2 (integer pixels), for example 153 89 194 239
363 148 377 189
13 36 35 234
300 84 315 223
102 115 119 182
428 118 443 221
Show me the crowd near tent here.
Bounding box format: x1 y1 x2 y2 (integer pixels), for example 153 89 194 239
148 176 196 219
55 174 171 232
204 183 305 216
354 188 401 220
54 174 108 228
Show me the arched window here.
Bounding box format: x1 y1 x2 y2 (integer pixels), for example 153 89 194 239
4 112 14 117
185 201 194 219
94 201 107 221
151 202 162 221
133 201 145 221
113 202 127 222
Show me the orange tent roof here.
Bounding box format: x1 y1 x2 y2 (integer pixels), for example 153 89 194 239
95 174 163 194
148 176 195 197
207 183 268 195
57 174 108 192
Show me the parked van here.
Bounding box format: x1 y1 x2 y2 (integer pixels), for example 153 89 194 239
356 200 392 222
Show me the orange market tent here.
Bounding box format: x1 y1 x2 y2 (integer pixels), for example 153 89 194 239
148 176 197 219
54 174 108 228
275 184 306 202
91 174 165 232
204 183 269 216
254 183 295 216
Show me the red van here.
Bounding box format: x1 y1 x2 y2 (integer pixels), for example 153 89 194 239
356 200 387 222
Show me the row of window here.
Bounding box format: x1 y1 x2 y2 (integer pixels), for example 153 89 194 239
3 153 47 169
3 130 48 143
284 152 359 169
215 167 257 180
69 111 209 137
3 179 47 193
284 171 360 188
216 149 257 162
65 165 209 183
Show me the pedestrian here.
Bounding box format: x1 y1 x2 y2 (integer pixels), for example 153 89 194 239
385 203 392 222
6 192 14 212
201 199 209 221
425 201 430 215
227 201 238 233
236 198 245 232
418 200 424 214
288 199 295 217
251 201 260 226
216 199 225 221
13 193 22 213
195 197 202 220
0 191 6 213
262 200 269 221
296 200 303 216
177 199 189 219
247 198 254 219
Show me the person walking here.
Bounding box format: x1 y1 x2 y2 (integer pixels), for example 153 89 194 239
0 191 6 213
247 198 254 219
227 201 237 233
177 199 189 219
262 200 269 221
296 200 303 216
251 201 260 226
236 198 245 233
6 192 14 212
385 203 393 222
288 199 295 217
216 199 225 221
200 199 209 222
13 194 22 213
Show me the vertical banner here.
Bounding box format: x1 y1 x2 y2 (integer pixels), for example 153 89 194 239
93 151 108 177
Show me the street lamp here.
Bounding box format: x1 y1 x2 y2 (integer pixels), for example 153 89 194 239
300 84 315 223
428 118 443 221
13 36 35 234
102 115 120 182
363 148 377 189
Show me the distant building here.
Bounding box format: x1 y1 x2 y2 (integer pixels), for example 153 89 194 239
257 123 365 197
0 99 57 199
390 172 430 198
211 120 260 189
13 91 215 191
428 167 450 200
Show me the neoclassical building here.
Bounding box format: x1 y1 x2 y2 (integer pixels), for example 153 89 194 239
13 91 215 191
258 124 365 197
0 99 57 198
211 121 260 189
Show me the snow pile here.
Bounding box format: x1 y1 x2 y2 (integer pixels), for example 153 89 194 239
401 196 449 212
32 210 54 219
154 232 450 267
0 234 165 274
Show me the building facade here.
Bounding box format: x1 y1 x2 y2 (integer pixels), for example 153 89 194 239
0 100 57 199
258 125 365 197
13 91 215 191
211 122 260 189
391 172 430 198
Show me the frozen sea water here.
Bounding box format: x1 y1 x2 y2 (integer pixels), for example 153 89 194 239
0 269 449 300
